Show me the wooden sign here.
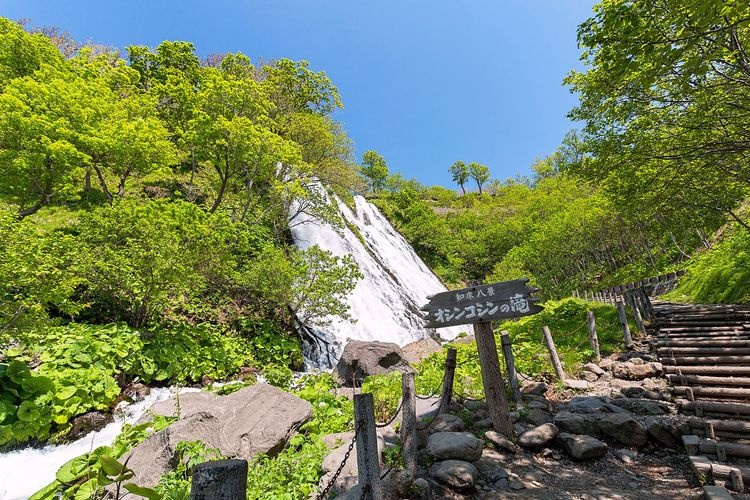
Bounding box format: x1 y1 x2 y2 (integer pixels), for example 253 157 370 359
422 278 542 328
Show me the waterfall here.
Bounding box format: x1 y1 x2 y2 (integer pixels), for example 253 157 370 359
292 194 467 368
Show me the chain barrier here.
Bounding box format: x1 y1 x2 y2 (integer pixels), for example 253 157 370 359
379 445 403 480
415 376 443 400
316 420 363 500
376 397 403 428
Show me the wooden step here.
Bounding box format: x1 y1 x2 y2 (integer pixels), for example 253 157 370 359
689 455 748 493
681 401 750 417
689 418 750 435
667 374 750 387
659 326 749 333
673 386 750 399
662 355 750 365
658 347 750 356
665 366 750 376
656 332 750 340
653 339 750 348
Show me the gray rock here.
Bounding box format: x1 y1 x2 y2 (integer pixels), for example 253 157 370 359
464 399 487 411
122 384 312 492
621 386 645 398
474 448 510 482
321 434 386 492
401 337 443 365
583 371 600 383
475 417 493 429
521 381 547 395
509 480 526 490
68 411 113 440
523 408 553 426
556 432 608 459
644 417 680 448
428 460 479 490
609 397 670 415
584 363 605 376
411 477 432 499
334 341 411 386
429 413 465 433
612 362 662 381
526 400 550 410
553 411 600 437
596 413 649 447
484 430 520 453
321 431 355 449
565 379 590 390
567 396 612 414
426 432 483 462
415 396 441 420
517 423 559 448
613 448 638 464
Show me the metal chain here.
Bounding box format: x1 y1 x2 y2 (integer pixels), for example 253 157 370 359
316 421 363 500
415 378 443 400
376 397 403 428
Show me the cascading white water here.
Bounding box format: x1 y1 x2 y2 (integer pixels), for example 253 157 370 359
0 387 199 500
292 194 467 368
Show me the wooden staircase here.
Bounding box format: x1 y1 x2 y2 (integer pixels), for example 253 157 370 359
651 302 750 496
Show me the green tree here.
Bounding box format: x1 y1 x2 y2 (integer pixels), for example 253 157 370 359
468 162 490 194
360 150 389 194
449 160 469 195
0 18 64 87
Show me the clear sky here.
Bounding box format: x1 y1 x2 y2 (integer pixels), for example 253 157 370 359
0 0 596 187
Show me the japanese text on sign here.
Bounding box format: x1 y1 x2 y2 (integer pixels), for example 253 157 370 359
431 293 532 325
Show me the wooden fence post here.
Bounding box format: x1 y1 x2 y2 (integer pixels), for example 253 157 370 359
474 321 515 438
542 326 566 380
616 301 634 349
401 371 417 480
436 348 457 415
584 290 589 300
587 311 601 362
354 393 383 500
190 459 248 500
626 292 646 336
500 330 521 402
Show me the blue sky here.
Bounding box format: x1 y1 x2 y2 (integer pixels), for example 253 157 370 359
0 1 595 187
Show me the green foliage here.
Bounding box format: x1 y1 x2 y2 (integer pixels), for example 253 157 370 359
449 161 469 195
155 441 224 499
414 343 484 400
293 373 353 436
362 371 403 422
360 150 389 194
666 223 750 304
262 364 294 389
468 162 490 194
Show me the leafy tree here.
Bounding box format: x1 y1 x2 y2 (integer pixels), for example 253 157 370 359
566 0 750 228
360 150 389 193
449 160 469 195
468 162 490 194
0 18 64 87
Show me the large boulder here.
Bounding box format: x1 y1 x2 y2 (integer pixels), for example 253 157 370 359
556 432 608 460
553 412 600 437
517 423 559 448
612 361 663 380
425 432 483 462
401 337 443 365
121 384 312 492
596 413 649 447
334 341 411 386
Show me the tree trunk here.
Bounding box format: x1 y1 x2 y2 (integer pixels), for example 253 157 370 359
92 164 114 204
117 170 130 198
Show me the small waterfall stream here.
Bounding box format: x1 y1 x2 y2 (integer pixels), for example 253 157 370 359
293 194 466 368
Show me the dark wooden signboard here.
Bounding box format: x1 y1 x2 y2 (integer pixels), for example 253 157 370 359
422 278 542 328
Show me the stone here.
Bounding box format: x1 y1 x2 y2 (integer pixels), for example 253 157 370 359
464 399 487 411
333 340 411 386
583 371 600 383
609 398 670 415
123 382 151 401
644 417 680 448
322 434 386 490
485 431 520 453
428 460 479 490
556 432 608 460
475 417 493 429
613 448 638 464
596 413 649 447
553 411 600 437
509 480 526 490
415 396 441 420
429 413 465 433
584 363 605 376
68 411 114 440
598 358 617 370
526 400 550 410
567 396 612 414
523 408 553 426
322 431 355 449
411 477 432 500
612 362 662 381
517 423 559 448
474 449 510 482
565 379 590 390
520 381 547 396
122 384 312 492
453 334 476 345
425 432 483 462
401 337 443 365
621 386 645 398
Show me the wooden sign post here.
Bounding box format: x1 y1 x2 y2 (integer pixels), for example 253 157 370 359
423 278 542 438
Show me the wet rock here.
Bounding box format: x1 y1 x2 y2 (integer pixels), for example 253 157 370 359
556 432 608 460
425 432 483 462
68 411 114 440
429 460 479 490
517 423 559 448
553 411 600 437
402 337 443 365
123 383 151 401
596 413 648 447
485 431 520 453
334 341 411 386
429 413 465 433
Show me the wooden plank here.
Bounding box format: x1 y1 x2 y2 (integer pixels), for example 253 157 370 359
668 374 750 387
436 349 457 416
500 331 521 402
665 365 750 376
616 301 633 348
587 311 601 362
401 371 417 480
663 355 750 365
673 386 750 399
682 401 750 416
474 321 514 438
